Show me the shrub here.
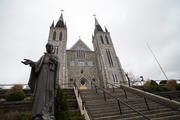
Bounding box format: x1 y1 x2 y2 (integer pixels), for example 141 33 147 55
69 112 85 120
156 86 169 92
159 80 167 84
7 84 23 94
143 80 151 88
55 86 85 120
16 112 31 120
143 80 169 92
167 79 177 90
0 111 19 120
149 80 159 91
176 84 180 91
6 90 25 101
70 115 85 120
66 95 76 99
13 84 23 90
55 86 70 120
6 84 25 101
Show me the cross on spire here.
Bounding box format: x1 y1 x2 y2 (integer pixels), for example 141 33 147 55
55 9 66 28
93 14 103 32
78 36 81 40
59 9 64 21
61 9 64 13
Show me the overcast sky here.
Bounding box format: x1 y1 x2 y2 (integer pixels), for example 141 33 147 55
0 0 180 84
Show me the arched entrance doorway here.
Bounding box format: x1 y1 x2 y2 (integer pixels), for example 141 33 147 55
79 78 88 90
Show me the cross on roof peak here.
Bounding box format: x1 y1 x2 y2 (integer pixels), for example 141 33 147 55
61 9 64 13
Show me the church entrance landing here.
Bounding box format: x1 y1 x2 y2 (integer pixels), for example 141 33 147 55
79 78 88 90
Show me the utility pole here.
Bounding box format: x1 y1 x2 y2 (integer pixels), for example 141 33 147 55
146 42 168 80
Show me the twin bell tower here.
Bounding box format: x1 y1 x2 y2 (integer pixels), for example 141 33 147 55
47 12 126 89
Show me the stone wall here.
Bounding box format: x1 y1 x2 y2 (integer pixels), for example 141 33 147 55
67 50 98 89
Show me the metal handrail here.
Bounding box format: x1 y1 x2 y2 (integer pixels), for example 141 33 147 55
73 82 94 120
107 82 151 110
92 82 151 120
107 82 180 111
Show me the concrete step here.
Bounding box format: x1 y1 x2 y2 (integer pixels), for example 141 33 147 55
90 105 167 115
88 104 167 115
94 110 179 120
93 107 171 118
80 88 180 120
63 89 75 96
86 99 165 110
152 114 180 120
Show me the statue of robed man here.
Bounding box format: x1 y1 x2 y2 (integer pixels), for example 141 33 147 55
22 43 59 120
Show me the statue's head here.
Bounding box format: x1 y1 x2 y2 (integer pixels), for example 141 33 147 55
46 43 53 53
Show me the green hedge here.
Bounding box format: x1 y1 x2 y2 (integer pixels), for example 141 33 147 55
148 80 169 92
6 90 25 101
176 84 180 90
149 80 158 91
70 115 85 120
8 86 85 120
16 112 31 120
159 80 167 84
55 86 85 120
55 86 69 120
156 86 169 92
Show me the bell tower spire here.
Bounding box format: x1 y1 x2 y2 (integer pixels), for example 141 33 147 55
55 10 66 28
93 15 103 32
92 15 127 88
48 10 68 87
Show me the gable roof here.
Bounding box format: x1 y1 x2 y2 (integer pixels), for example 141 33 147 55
70 39 92 51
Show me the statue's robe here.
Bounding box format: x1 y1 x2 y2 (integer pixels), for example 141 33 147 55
28 53 59 119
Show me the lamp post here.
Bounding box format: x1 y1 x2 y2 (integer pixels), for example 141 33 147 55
140 76 144 86
125 73 131 87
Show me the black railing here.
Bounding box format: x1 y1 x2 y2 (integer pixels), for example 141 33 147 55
107 82 151 111
91 82 151 120
73 82 94 120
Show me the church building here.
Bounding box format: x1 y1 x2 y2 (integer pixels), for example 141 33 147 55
48 13 127 89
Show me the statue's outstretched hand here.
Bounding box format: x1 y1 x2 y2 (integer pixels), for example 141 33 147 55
21 59 33 65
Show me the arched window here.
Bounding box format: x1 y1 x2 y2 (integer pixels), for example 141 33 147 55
106 49 113 66
112 72 118 83
53 31 56 40
105 36 109 44
59 32 62 41
77 47 85 59
100 35 104 44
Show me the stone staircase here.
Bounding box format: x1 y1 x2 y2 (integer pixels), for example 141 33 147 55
80 88 180 120
63 89 80 113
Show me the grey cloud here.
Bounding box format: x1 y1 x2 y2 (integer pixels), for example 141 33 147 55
0 0 179 84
